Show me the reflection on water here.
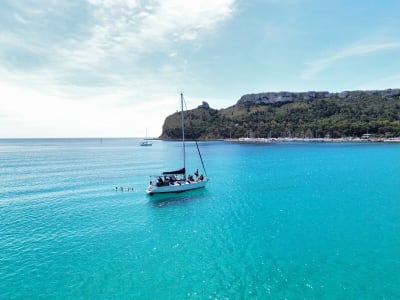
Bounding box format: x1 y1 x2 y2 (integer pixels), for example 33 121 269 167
147 188 209 207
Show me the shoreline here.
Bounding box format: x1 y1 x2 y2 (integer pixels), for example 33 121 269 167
225 137 400 143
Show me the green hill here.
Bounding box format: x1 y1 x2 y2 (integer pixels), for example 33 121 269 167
159 89 400 140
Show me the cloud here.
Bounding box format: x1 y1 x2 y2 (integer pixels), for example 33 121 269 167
0 81 179 138
0 0 237 137
302 41 400 79
1 0 236 90
14 13 28 24
79 0 236 62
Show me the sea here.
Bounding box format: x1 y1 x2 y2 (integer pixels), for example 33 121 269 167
0 138 399 299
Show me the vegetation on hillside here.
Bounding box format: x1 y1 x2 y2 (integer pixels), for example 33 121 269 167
159 94 400 140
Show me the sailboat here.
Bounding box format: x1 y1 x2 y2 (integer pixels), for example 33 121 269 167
140 129 152 146
146 93 208 195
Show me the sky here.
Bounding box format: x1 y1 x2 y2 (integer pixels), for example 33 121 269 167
1 0 400 138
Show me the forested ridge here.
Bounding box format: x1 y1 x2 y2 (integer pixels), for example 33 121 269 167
159 90 400 140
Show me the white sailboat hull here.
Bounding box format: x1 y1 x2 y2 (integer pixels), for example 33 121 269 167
146 179 207 195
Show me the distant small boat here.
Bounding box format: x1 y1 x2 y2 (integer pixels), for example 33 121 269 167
146 93 208 195
140 129 152 146
140 140 152 146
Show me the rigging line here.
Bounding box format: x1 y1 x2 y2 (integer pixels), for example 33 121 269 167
182 94 208 178
195 140 208 178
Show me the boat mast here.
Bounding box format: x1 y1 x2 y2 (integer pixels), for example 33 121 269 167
181 93 186 178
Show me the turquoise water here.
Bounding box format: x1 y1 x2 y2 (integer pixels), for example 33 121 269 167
1 139 399 299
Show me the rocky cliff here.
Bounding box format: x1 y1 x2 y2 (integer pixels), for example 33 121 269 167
236 89 400 106
160 89 400 140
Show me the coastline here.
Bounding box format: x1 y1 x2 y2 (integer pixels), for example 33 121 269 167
225 137 400 143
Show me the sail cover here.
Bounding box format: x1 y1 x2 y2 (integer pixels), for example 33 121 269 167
162 168 185 175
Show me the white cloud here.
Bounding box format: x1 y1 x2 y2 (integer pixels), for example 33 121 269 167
1 0 236 84
302 41 400 79
14 13 28 24
56 0 236 70
0 82 178 138
0 0 236 137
